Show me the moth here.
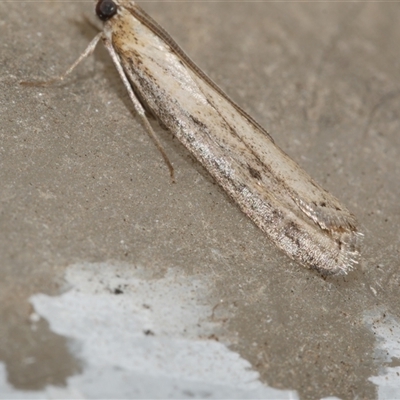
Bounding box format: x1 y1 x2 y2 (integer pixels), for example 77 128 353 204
25 0 362 275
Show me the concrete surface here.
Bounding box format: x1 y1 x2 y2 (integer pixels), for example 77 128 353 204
1 1 400 399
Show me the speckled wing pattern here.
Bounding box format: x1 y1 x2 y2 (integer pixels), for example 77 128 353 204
100 0 362 275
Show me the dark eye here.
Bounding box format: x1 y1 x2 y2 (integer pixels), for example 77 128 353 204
96 0 118 21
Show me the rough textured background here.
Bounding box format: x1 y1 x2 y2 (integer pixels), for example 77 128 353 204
1 1 400 399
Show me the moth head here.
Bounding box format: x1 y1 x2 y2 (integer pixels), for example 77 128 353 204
96 0 118 21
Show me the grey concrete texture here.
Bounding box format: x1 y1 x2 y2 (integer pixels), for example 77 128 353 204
1 1 400 399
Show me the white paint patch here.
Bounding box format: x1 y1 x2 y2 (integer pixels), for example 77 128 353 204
0 262 298 399
365 310 400 399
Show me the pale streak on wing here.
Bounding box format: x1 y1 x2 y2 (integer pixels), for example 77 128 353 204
102 1 361 274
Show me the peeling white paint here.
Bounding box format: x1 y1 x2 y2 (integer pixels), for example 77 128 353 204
0 262 298 399
365 310 400 399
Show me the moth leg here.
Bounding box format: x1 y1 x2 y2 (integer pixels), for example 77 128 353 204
102 39 175 182
21 32 103 87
